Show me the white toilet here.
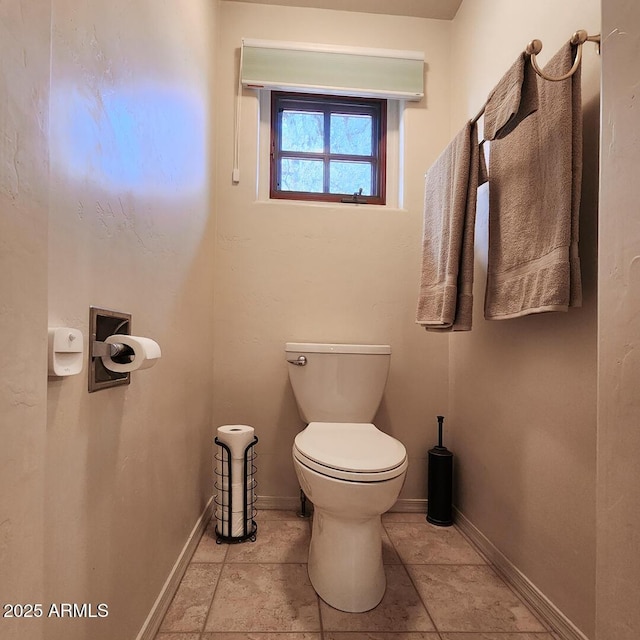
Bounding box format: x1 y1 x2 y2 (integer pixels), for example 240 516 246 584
286 342 408 613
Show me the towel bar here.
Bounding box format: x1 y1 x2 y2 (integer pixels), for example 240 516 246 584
471 29 600 125
526 30 601 82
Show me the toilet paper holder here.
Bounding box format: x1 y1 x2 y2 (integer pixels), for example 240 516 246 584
91 340 134 358
88 307 162 392
89 307 133 392
214 435 258 544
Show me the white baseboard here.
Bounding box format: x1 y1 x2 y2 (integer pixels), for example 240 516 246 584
135 497 213 640
390 498 428 513
454 508 589 640
255 495 428 514
256 495 303 511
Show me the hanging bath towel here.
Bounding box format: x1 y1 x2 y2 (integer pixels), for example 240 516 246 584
416 121 484 331
483 51 539 141
485 42 583 319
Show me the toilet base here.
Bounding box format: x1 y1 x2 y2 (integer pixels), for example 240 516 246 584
308 508 386 612
293 453 407 613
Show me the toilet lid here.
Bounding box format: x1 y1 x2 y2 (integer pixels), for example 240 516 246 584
294 422 406 473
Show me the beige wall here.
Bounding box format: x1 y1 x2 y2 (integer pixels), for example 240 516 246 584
213 1 452 502
449 1 600 637
596 2 640 638
9 3 640 640
0 2 50 639
2 1 217 639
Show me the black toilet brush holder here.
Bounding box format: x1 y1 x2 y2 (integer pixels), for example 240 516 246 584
427 415 453 526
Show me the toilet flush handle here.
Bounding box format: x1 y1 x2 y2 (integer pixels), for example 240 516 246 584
287 355 307 366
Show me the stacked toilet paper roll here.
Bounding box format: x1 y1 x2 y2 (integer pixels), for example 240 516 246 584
215 425 255 538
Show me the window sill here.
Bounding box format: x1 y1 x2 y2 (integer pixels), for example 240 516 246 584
252 198 409 214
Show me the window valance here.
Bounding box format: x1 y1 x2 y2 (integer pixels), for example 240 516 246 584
240 38 424 101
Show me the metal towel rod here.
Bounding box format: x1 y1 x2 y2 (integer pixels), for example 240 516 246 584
471 29 601 125
526 29 601 82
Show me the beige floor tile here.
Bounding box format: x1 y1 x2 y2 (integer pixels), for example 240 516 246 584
441 635 554 640
159 563 222 633
384 523 486 565
226 519 311 563
382 513 429 523
203 634 321 640
320 565 436 632
204 563 321 632
326 634 440 640
154 634 200 640
382 528 401 564
256 509 307 521
192 520 230 563
407 565 547 633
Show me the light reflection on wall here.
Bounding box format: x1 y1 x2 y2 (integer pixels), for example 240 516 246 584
53 84 206 197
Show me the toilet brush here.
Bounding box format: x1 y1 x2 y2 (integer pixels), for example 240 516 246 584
427 415 453 526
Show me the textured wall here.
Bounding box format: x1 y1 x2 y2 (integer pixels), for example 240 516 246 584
1 1 217 637
596 2 640 638
449 0 600 636
0 1 50 638
213 1 452 502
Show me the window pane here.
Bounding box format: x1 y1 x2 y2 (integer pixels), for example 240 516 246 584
281 110 324 152
329 161 372 195
280 158 324 192
270 93 385 203
330 114 372 155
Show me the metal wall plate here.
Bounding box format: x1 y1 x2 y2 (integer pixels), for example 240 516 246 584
88 307 131 393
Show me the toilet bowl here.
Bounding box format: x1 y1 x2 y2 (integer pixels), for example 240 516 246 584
286 343 408 612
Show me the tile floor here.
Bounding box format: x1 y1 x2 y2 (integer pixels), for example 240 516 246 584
155 510 560 640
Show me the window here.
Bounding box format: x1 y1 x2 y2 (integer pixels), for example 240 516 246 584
270 92 386 205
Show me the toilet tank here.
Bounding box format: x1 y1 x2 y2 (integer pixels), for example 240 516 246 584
285 342 391 423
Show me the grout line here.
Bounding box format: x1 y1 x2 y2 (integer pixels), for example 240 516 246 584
452 522 552 632
162 510 554 639
385 520 441 636
401 563 440 635
453 522 494 565
402 562 502 567
384 519 552 639
197 540 229 638
316 582 325 640
381 519 403 564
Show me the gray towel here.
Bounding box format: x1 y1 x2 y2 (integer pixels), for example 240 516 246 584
485 42 583 320
416 121 484 331
483 52 539 141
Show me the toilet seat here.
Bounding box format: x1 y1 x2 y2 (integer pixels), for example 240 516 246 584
293 422 408 482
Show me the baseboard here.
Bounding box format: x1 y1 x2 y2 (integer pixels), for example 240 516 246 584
255 495 428 514
256 495 303 511
135 496 213 640
454 508 589 640
390 498 428 513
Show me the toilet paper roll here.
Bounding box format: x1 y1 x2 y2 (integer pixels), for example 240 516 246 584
216 473 257 492
101 335 162 373
215 482 245 509
216 425 255 485
216 425 255 459
215 509 249 538
215 456 250 485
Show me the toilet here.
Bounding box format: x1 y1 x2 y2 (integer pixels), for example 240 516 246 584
286 342 408 613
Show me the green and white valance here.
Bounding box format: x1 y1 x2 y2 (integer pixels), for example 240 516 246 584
240 38 424 101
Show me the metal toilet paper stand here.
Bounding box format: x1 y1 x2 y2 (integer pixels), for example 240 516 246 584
214 435 258 543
